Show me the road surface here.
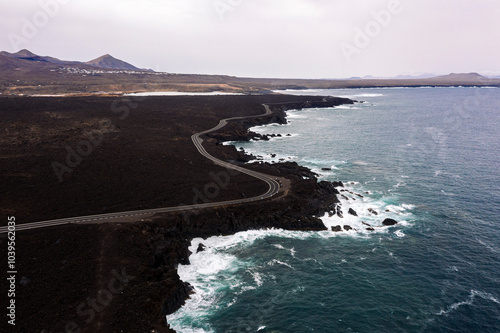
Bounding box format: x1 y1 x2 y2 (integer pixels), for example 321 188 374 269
0 104 286 234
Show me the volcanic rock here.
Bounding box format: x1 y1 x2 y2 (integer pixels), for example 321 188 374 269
348 208 358 216
196 243 206 253
382 218 398 226
331 181 344 188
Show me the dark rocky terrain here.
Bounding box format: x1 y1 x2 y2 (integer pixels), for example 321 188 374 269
0 94 352 332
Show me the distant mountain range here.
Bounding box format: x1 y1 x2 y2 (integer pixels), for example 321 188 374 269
333 72 493 83
324 73 500 81
2 49 498 82
360 73 437 80
0 49 149 71
360 73 496 80
1 49 499 96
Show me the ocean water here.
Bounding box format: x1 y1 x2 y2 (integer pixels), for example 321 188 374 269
167 88 500 332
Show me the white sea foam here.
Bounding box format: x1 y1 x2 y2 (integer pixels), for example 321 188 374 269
300 157 345 167
351 160 370 166
168 193 416 328
394 230 405 238
247 151 297 164
168 233 271 331
272 244 297 258
167 228 333 330
334 105 360 110
268 259 294 269
321 182 415 235
437 290 500 316
336 93 385 98
286 112 308 119
251 271 264 287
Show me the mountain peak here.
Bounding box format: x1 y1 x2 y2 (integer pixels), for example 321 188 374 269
1 49 49 63
85 54 140 71
14 49 37 57
94 54 113 60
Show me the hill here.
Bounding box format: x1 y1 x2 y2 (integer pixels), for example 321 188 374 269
1 49 81 66
433 72 486 81
0 49 146 71
85 54 141 71
1 49 50 63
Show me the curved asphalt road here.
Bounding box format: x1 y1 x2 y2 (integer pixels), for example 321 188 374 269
0 104 284 234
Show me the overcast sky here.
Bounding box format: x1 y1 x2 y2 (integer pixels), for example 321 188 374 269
1 0 499 78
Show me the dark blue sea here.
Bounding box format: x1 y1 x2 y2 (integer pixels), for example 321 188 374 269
168 87 500 332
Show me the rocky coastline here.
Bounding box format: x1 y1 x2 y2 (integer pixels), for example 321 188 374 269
153 96 357 331
0 94 404 333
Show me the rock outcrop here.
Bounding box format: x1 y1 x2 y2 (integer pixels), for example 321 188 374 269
382 218 398 226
